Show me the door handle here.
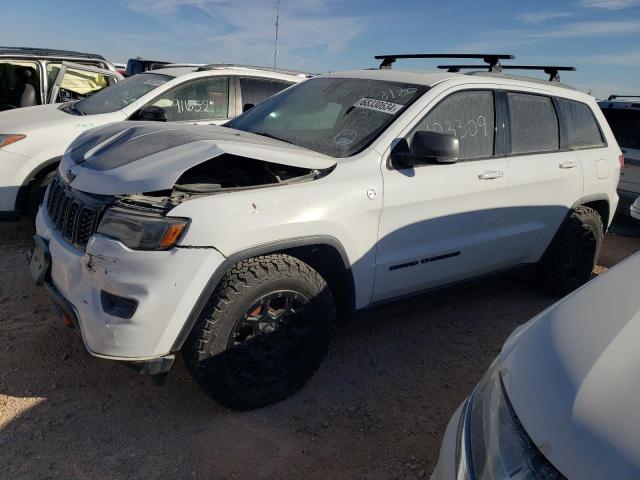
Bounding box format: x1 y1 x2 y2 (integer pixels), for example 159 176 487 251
559 161 578 169
478 170 504 180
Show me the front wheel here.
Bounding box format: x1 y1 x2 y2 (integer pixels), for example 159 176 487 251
183 254 335 410
537 206 604 296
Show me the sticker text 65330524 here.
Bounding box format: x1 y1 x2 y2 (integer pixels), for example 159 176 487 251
353 98 404 115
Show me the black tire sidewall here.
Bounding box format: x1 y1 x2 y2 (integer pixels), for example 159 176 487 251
185 255 335 409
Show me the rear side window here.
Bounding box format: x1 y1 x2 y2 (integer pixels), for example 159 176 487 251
240 77 293 108
557 99 604 148
508 93 559 154
411 90 495 160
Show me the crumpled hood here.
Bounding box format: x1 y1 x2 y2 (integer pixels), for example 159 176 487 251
0 103 74 132
500 252 640 480
59 122 336 195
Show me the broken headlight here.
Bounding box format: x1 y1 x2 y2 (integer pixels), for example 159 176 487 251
97 208 189 250
468 361 565 479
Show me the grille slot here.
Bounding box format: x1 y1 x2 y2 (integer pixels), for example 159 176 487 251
44 175 105 250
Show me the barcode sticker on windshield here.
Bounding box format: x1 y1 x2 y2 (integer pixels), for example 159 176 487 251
353 98 404 114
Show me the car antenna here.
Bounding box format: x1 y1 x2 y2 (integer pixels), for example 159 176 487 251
273 1 280 71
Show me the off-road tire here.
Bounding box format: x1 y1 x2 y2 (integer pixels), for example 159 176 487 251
183 254 335 410
537 206 604 296
26 170 56 222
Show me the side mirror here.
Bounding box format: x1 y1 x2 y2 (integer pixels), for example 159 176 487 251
410 131 459 164
132 105 167 122
391 131 459 168
242 103 255 113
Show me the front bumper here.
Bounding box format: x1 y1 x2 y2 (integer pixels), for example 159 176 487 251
0 149 30 213
34 207 226 361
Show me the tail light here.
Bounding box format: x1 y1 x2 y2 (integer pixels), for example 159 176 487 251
619 153 625 167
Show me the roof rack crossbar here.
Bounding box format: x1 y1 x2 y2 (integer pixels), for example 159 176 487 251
607 95 640 101
437 64 576 82
374 53 514 70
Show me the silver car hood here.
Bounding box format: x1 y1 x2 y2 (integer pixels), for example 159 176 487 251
59 122 336 195
500 252 640 480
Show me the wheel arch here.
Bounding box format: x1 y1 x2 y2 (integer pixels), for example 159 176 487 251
573 194 611 229
14 156 61 212
171 236 355 351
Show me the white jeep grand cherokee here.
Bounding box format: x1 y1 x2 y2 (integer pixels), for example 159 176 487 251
31 55 621 409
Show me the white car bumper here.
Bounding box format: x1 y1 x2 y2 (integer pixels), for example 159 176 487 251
34 207 226 361
0 149 30 213
630 196 640 221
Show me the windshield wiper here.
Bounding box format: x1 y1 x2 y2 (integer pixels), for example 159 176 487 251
251 131 292 145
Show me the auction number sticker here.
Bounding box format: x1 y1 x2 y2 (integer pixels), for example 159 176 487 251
353 97 403 115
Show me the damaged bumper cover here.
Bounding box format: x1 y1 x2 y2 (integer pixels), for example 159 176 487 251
35 208 226 364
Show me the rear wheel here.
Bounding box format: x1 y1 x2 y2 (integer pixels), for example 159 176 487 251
537 206 603 295
183 254 335 410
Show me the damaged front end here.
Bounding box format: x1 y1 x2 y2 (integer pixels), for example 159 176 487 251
35 121 336 367
49 122 335 250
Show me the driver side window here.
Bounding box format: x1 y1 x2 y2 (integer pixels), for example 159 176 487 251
410 90 495 160
150 77 229 122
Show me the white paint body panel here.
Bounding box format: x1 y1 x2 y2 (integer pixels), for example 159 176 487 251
432 253 640 479
35 209 226 358
501 252 640 479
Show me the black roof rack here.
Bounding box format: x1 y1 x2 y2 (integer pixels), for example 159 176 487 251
374 53 514 70
438 64 576 82
607 94 640 101
0 46 106 60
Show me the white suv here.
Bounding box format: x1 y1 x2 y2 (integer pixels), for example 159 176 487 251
31 55 621 409
0 65 305 220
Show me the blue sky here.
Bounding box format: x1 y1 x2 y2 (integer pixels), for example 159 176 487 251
1 0 638 99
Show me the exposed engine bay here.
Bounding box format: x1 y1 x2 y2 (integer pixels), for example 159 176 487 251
115 154 328 212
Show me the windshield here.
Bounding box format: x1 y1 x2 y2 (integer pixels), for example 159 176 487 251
73 73 171 115
602 107 640 149
227 77 428 157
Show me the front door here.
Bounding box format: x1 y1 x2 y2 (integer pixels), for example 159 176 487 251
373 87 513 302
48 61 123 104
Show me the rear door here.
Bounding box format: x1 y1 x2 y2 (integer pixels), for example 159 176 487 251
500 90 583 263
47 61 123 104
236 76 294 114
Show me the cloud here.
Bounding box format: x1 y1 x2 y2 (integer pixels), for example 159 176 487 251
580 0 640 9
577 48 640 66
124 0 365 71
528 20 640 38
515 11 574 24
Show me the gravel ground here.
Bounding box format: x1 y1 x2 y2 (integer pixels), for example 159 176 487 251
1 219 638 480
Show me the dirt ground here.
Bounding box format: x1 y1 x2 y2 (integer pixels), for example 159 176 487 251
1 219 638 480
